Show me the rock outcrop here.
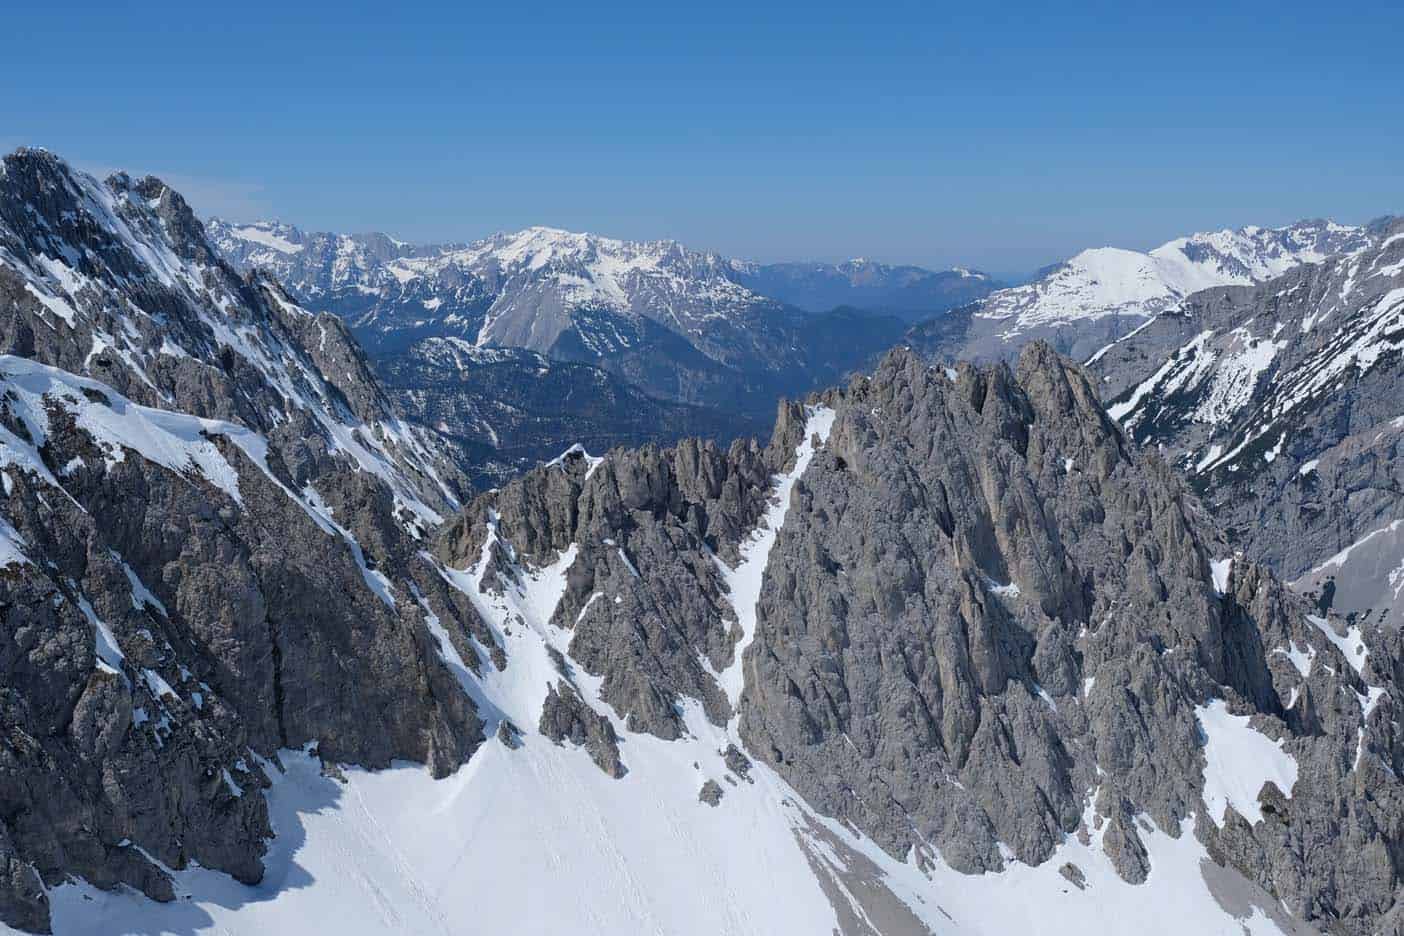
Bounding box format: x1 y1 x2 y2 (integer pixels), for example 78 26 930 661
0 149 493 931
441 341 1404 935
540 681 626 778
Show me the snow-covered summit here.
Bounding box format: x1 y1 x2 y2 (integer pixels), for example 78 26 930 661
1150 219 1370 295
979 247 1178 332
218 219 306 256
211 219 773 351
389 225 766 348
208 218 922 415
976 219 1373 338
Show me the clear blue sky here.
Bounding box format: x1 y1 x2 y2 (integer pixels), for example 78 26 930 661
5 1 1401 272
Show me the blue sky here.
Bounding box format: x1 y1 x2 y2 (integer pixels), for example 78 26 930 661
5 1 1401 271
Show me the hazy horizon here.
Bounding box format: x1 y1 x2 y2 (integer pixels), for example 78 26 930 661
7 1 1401 272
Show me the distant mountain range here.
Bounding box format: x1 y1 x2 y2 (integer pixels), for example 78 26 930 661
376 338 773 488
210 216 1391 493
208 219 997 330
910 220 1377 363
729 256 997 319
210 221 938 423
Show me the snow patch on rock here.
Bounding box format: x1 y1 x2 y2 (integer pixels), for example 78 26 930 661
1196 700 1298 827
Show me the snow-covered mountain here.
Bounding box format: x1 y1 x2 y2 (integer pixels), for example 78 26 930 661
1091 217 1404 627
980 221 1372 335
910 220 1376 363
208 220 920 416
209 220 784 351
9 148 1404 936
211 220 993 331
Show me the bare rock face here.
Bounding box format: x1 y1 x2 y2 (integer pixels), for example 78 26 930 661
1058 862 1087 890
440 339 1404 935
496 719 523 749
722 744 752 782
0 148 493 931
735 346 1404 934
698 779 725 806
0 830 49 935
540 682 626 778
436 428 796 741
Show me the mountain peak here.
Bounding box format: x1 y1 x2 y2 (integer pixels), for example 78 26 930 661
970 219 1373 343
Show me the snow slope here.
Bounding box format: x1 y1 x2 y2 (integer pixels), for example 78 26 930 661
26 745 1309 936
979 247 1179 335
716 404 835 708
976 220 1371 339
1196 700 1299 827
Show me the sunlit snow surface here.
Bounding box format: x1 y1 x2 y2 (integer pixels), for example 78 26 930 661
27 747 1305 936
1196 700 1298 827
14 407 1305 936
715 404 835 710
981 221 1369 338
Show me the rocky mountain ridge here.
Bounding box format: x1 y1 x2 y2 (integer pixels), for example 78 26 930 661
416 341 1404 935
0 148 497 931
1090 217 1404 630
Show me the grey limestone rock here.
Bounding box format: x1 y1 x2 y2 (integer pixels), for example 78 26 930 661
539 682 626 778
722 743 752 782
1058 861 1087 890
698 779 725 806
497 719 523 749
435 335 1404 933
0 148 492 932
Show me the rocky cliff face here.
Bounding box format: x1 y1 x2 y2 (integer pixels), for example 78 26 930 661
435 342 1404 935
737 347 1402 928
1091 218 1404 629
0 149 495 932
